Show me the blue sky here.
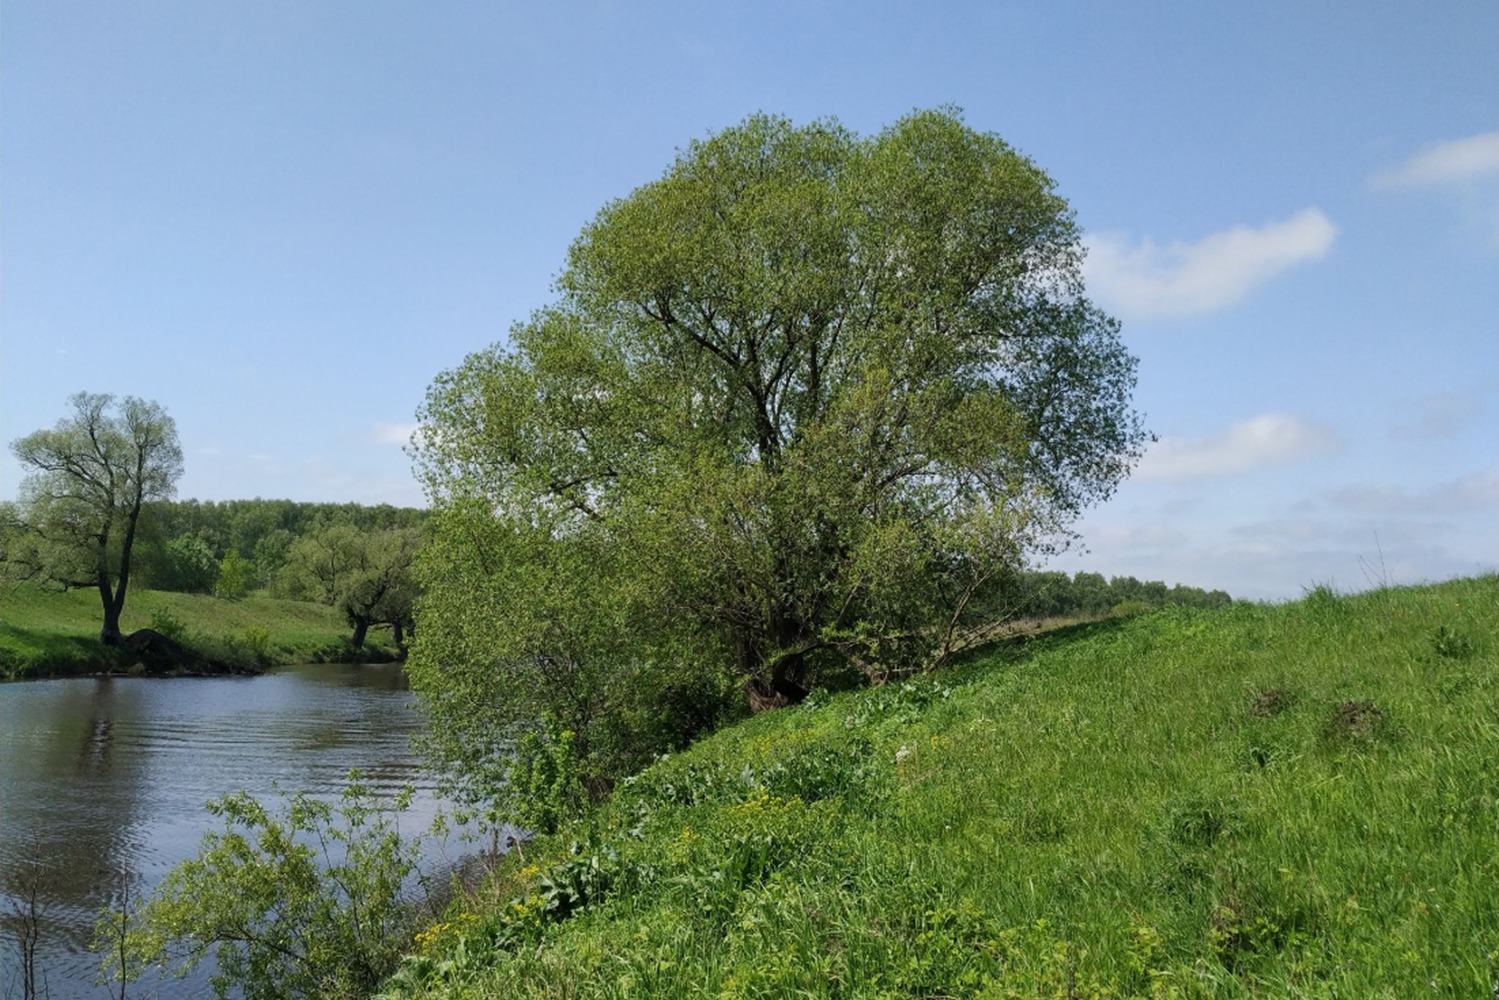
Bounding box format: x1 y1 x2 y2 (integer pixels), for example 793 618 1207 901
3 1 1495 600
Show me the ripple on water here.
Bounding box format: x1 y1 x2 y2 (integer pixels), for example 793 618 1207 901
0 665 456 1000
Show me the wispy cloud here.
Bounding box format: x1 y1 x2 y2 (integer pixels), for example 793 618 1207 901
1388 390 1484 441
1086 521 1187 551
1371 130 1499 189
1326 469 1499 516
371 422 418 447
1136 413 1341 480
1083 209 1337 320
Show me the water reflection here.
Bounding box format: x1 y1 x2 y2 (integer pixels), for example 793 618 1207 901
0 664 452 999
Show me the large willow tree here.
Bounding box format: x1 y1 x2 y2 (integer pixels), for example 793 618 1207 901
410 110 1145 797
10 393 183 644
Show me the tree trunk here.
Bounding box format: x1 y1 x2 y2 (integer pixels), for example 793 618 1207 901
744 650 810 712
350 617 369 649
100 604 124 646
734 607 814 712
97 491 143 647
98 574 124 646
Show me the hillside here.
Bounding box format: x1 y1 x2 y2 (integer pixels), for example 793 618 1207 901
389 577 1498 998
0 584 400 680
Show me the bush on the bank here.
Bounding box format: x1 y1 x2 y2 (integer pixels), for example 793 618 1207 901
104 777 432 1000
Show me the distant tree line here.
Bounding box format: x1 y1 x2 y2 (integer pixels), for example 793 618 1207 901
131 500 418 590
126 499 427 649
1003 570 1232 620
3 391 429 655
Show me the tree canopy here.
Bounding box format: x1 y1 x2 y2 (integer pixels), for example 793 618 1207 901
128 498 426 598
278 523 421 649
9 392 183 643
409 110 1147 802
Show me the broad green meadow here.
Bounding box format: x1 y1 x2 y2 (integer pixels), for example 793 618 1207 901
385 577 1498 999
0 584 399 680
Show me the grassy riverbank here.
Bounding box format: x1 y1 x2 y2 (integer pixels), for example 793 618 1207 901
391 576 1498 998
0 583 400 680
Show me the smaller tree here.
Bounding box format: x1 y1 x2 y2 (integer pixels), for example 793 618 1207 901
165 534 220 594
214 549 257 599
337 528 420 649
279 524 420 649
10 393 183 643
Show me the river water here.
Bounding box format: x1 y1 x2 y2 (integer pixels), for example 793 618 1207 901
0 664 462 999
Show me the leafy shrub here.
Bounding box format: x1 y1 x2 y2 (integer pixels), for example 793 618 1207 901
214 549 258 599
535 842 619 919
504 718 587 836
147 606 189 642
104 776 430 1000
238 625 271 664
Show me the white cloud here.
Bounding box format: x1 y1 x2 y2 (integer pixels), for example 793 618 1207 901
1371 130 1499 189
371 422 418 446
1136 413 1341 480
1083 209 1337 320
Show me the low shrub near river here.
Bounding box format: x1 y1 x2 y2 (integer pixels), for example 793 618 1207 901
387 576 1498 999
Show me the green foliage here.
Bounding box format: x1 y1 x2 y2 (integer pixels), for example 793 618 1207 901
1008 569 1232 620
503 719 587 837
8 392 184 642
278 524 420 648
0 582 401 679
410 109 1147 817
162 533 220 593
1430 624 1476 660
408 502 743 825
125 499 427 598
215 548 257 599
107 776 428 999
238 625 272 663
385 576 1499 999
147 605 189 642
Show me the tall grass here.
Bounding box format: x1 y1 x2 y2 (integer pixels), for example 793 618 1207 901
386 576 1498 999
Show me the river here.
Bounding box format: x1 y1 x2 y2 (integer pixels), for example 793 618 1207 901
0 664 464 999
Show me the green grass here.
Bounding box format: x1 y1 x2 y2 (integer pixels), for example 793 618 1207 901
388 577 1499 999
0 583 399 680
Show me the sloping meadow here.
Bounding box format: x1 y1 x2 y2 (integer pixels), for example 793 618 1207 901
386 577 1498 999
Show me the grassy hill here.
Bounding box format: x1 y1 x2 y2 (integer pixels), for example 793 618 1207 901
0 583 399 680
389 576 1498 998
